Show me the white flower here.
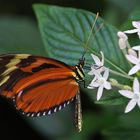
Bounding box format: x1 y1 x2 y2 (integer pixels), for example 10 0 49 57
88 51 105 76
117 31 128 49
119 78 140 113
132 45 140 51
88 68 111 101
126 48 140 75
128 48 137 57
124 21 140 39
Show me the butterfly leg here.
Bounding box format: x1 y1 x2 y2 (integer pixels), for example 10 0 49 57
79 80 88 88
74 92 82 132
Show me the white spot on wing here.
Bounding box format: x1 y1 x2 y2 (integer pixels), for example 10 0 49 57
59 105 62 110
54 107 57 112
27 113 30 116
67 101 70 105
18 91 23 97
13 98 15 102
37 113 40 117
43 112 46 116
48 110 51 115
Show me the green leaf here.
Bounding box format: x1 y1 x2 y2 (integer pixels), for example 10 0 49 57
121 7 140 30
34 4 131 105
129 7 140 21
0 16 46 55
95 92 128 105
83 87 128 106
103 110 140 140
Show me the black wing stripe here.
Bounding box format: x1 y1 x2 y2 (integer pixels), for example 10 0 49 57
17 56 36 68
0 55 15 75
0 69 32 93
31 63 60 72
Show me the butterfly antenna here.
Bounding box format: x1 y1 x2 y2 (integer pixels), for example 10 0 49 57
82 12 99 59
91 23 104 43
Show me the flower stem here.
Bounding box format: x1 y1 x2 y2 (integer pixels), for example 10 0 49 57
109 69 134 80
109 78 132 90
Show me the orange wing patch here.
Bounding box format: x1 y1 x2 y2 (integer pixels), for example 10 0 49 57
14 77 78 116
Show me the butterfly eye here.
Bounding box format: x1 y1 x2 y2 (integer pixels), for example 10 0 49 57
79 59 85 67
79 57 85 67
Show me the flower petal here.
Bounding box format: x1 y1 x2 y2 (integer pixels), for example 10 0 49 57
137 31 140 39
118 39 127 49
103 68 109 80
93 70 102 79
87 85 95 89
104 81 111 89
88 70 94 75
133 78 140 94
128 49 137 57
88 78 99 88
128 64 140 75
124 29 138 34
91 54 101 66
125 54 139 64
132 21 140 29
125 99 137 113
97 86 103 101
117 32 128 49
119 90 134 98
117 31 128 40
132 45 140 51
88 82 99 88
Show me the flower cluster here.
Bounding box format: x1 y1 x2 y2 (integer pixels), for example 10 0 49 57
119 78 140 113
87 52 111 101
118 21 140 76
87 21 140 113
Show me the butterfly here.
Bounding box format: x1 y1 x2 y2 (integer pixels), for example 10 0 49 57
0 53 85 132
0 13 101 132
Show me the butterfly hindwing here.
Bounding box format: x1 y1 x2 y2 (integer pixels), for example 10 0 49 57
14 77 78 116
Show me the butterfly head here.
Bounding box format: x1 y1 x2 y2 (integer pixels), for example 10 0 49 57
78 53 86 68
78 57 85 67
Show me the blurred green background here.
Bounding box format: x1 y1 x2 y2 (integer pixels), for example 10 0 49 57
0 0 140 140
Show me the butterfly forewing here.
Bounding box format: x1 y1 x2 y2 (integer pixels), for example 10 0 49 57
0 54 79 116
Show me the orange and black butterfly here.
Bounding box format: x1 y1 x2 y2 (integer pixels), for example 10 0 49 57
0 13 100 132
0 53 85 132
